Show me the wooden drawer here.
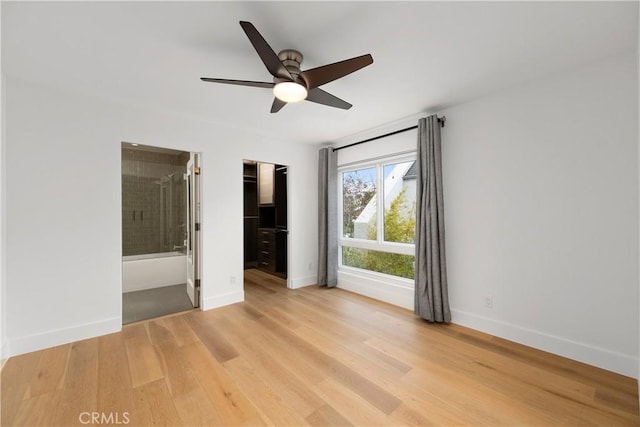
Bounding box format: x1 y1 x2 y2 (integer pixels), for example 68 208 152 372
257 228 277 273
258 251 275 272
258 229 275 248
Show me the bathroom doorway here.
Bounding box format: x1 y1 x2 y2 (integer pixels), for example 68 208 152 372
121 142 201 324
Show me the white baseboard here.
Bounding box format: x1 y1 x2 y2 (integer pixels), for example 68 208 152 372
337 269 414 310
201 290 244 311
451 308 638 378
0 342 7 361
7 317 121 357
289 275 317 289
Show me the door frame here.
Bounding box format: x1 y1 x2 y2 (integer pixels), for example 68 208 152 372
186 153 201 308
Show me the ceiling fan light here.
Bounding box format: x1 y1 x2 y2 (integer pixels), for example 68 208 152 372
273 81 307 103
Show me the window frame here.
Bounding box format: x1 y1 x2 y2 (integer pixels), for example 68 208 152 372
337 153 417 281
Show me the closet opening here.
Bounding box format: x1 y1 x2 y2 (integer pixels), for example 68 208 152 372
243 160 288 287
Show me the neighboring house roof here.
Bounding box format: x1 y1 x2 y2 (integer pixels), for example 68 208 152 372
403 161 417 180
352 161 416 239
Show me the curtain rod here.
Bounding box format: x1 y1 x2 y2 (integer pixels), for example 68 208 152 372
332 116 446 152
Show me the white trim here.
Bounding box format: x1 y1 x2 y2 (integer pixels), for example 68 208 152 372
7 316 121 357
337 269 414 310
201 290 244 311
338 151 417 170
451 308 638 378
289 275 317 289
339 239 415 256
1 342 7 361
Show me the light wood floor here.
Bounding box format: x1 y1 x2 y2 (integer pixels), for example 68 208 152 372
2 268 639 426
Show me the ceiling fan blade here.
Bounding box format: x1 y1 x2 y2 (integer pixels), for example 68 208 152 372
271 98 287 113
305 88 352 110
239 21 292 80
300 54 373 89
200 78 274 89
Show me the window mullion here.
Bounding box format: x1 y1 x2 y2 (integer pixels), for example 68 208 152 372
377 163 384 243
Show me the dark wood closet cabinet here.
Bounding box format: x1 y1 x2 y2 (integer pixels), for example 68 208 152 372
243 161 259 269
243 160 287 278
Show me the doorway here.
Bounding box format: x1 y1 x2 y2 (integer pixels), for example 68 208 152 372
121 142 201 324
243 160 288 286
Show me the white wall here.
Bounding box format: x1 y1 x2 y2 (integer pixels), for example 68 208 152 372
3 77 318 356
441 52 638 377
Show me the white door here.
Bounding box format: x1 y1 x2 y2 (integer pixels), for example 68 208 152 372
185 154 201 307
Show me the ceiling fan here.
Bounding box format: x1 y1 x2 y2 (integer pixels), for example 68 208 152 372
200 21 374 113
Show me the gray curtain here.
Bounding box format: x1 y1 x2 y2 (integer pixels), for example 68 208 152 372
415 115 451 323
318 147 338 287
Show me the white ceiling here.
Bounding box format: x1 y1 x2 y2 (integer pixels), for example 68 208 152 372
2 1 638 145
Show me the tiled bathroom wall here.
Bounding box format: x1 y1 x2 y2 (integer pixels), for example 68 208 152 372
122 146 190 256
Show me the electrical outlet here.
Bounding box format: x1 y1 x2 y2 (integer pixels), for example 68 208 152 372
484 296 493 309
230 276 236 284
308 262 313 271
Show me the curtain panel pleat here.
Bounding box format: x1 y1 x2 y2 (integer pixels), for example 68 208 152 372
318 147 338 287
415 115 451 322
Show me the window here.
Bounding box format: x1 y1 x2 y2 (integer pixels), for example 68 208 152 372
342 167 377 240
339 156 416 280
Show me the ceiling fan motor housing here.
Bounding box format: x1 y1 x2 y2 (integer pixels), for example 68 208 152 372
278 49 306 86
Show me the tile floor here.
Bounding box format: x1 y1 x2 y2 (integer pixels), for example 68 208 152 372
122 284 194 324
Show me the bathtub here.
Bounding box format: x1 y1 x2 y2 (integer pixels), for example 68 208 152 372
122 252 187 293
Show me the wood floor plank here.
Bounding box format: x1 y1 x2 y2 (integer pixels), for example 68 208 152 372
217 302 328 386
11 391 62 427
374 308 599 403
1 349 43 426
132 379 182 426
373 324 638 425
97 332 135 425
215 311 326 418
263 289 372 343
157 315 200 347
1 268 637 426
173 382 224 426
123 323 164 388
52 338 99 427
183 311 240 363
305 403 353 427
293 324 410 385
155 339 200 398
246 311 402 415
180 340 261 425
314 377 394 426
389 402 452 427
23 343 70 399
223 356 311 426
366 336 608 426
